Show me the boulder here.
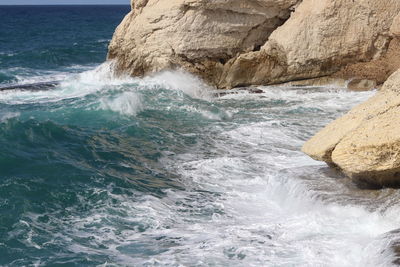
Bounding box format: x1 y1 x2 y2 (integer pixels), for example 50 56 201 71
331 105 400 186
303 69 400 187
109 0 400 89
108 0 301 85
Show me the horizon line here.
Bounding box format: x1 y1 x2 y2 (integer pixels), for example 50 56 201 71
0 4 130 6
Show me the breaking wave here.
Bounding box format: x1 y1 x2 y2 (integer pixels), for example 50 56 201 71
1 61 399 267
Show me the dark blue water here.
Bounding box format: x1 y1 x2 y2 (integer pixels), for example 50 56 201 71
0 5 129 84
1 5 399 267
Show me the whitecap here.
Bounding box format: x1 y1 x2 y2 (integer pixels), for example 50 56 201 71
0 61 213 106
0 111 20 122
142 70 213 100
96 39 111 43
99 91 143 116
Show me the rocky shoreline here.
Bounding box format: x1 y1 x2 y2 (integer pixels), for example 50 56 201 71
108 0 400 187
303 69 400 188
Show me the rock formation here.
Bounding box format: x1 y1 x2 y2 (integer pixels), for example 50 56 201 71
303 69 400 187
108 0 301 86
108 1 400 186
109 0 400 89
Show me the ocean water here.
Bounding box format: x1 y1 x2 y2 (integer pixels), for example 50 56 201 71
1 5 400 267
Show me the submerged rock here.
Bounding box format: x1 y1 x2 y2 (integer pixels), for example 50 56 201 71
303 69 400 187
279 77 347 88
109 0 400 89
0 81 60 91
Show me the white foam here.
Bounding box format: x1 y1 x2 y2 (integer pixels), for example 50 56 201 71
0 62 212 106
0 62 129 105
99 91 143 116
96 39 111 43
142 70 213 100
220 85 375 110
0 111 20 122
151 86 396 266
5 62 398 266
158 121 399 266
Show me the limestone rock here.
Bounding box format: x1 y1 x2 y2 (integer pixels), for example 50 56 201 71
279 77 347 88
331 105 400 186
347 79 377 91
333 23 400 86
109 0 400 88
108 0 301 84
390 13 400 37
219 0 400 88
303 69 400 186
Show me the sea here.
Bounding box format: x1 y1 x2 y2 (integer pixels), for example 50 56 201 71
1 5 400 267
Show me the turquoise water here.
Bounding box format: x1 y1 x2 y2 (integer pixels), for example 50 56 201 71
1 5 400 267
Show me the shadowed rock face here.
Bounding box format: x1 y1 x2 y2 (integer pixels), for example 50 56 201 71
108 0 400 89
303 69 400 187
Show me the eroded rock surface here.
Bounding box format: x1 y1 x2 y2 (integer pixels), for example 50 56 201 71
303 69 400 187
108 0 301 85
109 0 400 89
219 0 400 88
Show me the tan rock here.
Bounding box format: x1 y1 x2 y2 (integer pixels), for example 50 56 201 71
303 69 400 186
332 36 400 86
279 77 347 88
109 0 400 89
108 0 301 84
390 13 400 37
301 89 400 162
347 79 377 91
331 105 400 186
219 0 400 88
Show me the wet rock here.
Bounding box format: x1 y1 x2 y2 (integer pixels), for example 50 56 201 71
279 77 347 88
212 87 264 97
0 81 60 91
347 79 377 91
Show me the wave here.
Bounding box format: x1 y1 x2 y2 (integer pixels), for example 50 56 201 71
0 65 93 87
1 61 397 266
0 61 377 125
0 62 216 121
